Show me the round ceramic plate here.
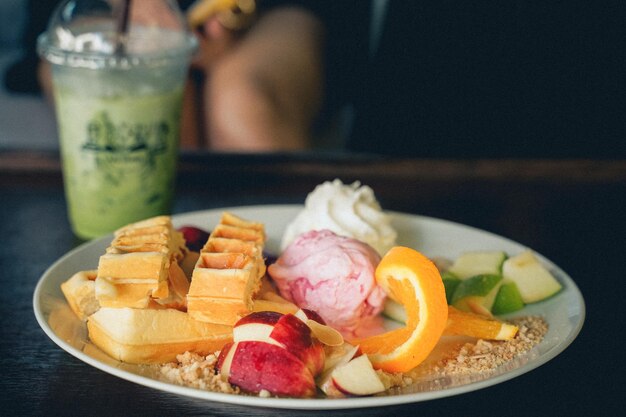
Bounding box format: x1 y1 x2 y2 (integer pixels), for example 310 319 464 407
33 205 585 410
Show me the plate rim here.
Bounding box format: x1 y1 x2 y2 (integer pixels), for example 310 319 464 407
32 204 586 410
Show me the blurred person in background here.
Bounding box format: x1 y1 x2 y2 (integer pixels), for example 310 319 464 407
5 0 622 157
203 0 621 157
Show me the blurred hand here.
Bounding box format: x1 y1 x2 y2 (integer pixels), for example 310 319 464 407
194 7 324 151
191 17 239 71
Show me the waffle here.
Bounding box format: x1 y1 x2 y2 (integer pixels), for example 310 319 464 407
95 216 189 309
87 307 232 364
60 270 99 321
187 212 266 325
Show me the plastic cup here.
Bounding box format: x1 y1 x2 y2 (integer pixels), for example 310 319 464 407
38 0 196 239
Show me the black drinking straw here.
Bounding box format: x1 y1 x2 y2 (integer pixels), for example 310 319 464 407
115 0 132 55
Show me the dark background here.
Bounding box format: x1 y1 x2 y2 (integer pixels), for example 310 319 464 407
1 0 624 415
0 153 623 416
5 1 625 158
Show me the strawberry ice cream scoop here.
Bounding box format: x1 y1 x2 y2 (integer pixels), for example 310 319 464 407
268 230 386 336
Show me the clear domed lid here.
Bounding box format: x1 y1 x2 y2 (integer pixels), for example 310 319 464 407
38 0 197 69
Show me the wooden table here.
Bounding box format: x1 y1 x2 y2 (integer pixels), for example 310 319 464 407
1 150 623 416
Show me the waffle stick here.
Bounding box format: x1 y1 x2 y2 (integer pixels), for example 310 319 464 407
220 211 265 233
61 270 99 321
113 216 187 261
87 307 232 364
187 212 266 325
95 216 189 309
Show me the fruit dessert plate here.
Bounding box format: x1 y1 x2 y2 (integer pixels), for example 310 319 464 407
33 205 585 410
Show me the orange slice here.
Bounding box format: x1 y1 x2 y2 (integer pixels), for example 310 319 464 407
445 306 519 340
353 247 448 373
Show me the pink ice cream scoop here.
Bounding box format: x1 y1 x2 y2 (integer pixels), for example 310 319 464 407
268 229 386 336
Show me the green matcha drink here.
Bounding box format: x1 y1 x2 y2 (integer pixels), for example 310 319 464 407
53 82 183 238
38 0 196 239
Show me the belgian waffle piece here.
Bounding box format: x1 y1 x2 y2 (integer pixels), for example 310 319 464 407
61 270 99 321
187 212 266 325
95 216 189 309
87 307 232 364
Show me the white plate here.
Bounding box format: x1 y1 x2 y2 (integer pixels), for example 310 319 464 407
33 205 585 410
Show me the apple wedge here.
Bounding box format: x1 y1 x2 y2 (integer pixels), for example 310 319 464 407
448 251 507 279
451 274 503 316
218 340 317 397
502 250 562 303
329 355 385 397
492 280 525 314
216 341 237 380
441 271 461 304
317 343 359 396
270 313 325 377
231 311 325 377
232 311 282 344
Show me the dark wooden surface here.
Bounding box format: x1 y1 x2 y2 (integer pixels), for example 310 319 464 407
1 150 623 416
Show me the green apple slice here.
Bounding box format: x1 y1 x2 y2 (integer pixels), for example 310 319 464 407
441 271 461 305
451 274 503 316
448 251 507 279
492 280 525 315
502 250 562 303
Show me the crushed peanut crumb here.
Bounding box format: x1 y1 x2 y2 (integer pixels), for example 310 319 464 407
397 315 549 386
156 315 548 397
432 316 548 376
158 351 240 395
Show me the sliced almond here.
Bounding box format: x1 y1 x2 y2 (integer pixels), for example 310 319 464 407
261 291 294 305
252 299 298 315
307 319 344 346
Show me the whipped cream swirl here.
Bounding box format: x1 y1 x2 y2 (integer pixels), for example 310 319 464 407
281 179 397 255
